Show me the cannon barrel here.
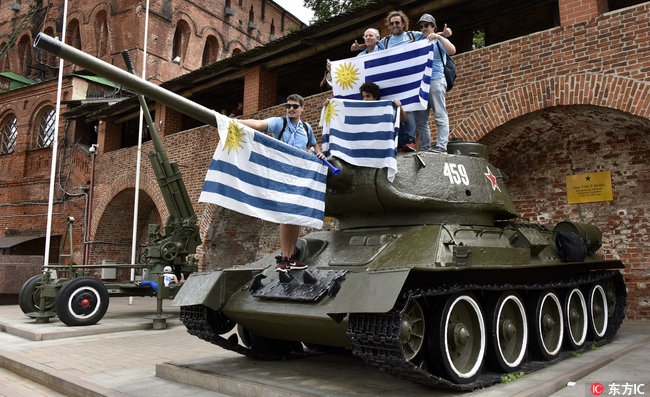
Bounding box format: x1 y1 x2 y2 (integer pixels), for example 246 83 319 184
34 33 217 127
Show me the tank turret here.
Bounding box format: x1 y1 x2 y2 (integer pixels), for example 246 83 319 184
35 33 627 390
326 141 516 228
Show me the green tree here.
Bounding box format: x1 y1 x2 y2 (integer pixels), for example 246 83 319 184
304 0 374 22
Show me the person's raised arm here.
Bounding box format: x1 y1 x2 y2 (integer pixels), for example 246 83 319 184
427 33 456 56
237 119 270 131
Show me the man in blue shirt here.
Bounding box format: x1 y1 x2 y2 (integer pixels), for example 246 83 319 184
351 11 424 151
238 95 325 273
411 14 456 152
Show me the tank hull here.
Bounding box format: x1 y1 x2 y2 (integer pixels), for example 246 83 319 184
175 222 626 389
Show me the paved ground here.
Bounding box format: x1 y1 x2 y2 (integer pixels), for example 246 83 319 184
0 297 648 397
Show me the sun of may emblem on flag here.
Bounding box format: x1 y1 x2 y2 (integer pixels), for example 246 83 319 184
334 62 360 90
324 101 339 126
223 120 246 154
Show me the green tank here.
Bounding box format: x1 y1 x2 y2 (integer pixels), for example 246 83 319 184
34 33 626 389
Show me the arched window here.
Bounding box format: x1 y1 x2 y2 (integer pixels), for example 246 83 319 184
66 19 82 50
232 48 242 56
270 19 276 40
37 107 56 148
18 35 31 75
172 20 191 63
202 35 220 67
249 6 255 22
1 115 18 155
94 11 109 57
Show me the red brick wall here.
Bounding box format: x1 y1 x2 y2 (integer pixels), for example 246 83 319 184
443 3 650 319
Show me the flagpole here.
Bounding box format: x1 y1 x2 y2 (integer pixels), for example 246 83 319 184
43 0 69 270
129 0 150 305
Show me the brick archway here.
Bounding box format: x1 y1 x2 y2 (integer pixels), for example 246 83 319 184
455 73 650 143
90 172 168 240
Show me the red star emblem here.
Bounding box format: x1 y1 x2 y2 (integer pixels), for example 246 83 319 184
484 167 501 192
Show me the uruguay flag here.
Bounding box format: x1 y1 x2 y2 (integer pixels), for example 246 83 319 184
199 113 328 229
331 40 433 112
320 99 399 182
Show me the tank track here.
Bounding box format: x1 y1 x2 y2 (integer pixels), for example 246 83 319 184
347 270 627 391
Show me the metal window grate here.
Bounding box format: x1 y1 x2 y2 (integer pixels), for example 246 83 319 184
1 115 17 154
37 108 56 148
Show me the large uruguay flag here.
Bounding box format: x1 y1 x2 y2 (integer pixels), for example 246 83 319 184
331 40 433 112
199 113 328 229
320 99 399 182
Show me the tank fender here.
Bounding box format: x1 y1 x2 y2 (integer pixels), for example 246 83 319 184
327 268 410 322
172 268 261 312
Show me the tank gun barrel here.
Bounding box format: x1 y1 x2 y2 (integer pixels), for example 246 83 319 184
33 33 217 128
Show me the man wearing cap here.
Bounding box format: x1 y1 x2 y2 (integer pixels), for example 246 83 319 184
412 14 456 152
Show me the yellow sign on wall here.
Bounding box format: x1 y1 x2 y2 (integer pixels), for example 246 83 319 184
566 171 613 204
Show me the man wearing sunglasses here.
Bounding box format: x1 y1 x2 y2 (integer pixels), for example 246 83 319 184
238 95 325 273
411 14 456 153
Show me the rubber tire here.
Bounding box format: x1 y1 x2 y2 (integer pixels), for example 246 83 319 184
19 274 56 314
486 292 528 372
55 277 109 326
429 293 486 384
528 290 564 360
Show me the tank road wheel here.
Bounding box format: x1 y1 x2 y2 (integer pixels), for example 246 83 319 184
529 290 564 360
564 288 588 349
430 294 486 384
400 298 426 362
19 274 56 314
587 283 608 340
55 277 109 326
486 292 528 372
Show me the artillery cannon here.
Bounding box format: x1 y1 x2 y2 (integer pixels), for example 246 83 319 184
33 33 626 389
19 35 201 326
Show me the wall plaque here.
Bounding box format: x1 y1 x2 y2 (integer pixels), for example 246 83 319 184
566 171 613 204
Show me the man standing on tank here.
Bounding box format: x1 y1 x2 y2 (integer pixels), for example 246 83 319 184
411 14 456 153
352 11 424 151
352 11 452 151
237 95 325 273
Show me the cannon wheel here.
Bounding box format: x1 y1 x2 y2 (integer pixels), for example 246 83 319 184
564 288 588 349
529 290 563 360
486 292 528 372
55 277 109 326
19 274 56 314
429 293 486 384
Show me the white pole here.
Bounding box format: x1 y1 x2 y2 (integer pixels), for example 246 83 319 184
129 0 150 305
44 0 69 270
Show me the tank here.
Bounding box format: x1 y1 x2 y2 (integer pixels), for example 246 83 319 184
34 33 627 390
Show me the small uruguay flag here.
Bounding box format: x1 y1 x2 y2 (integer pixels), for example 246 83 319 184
320 99 399 182
331 40 433 112
199 113 328 229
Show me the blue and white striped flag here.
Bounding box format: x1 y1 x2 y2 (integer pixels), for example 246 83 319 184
320 99 399 182
331 40 433 112
199 113 328 229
